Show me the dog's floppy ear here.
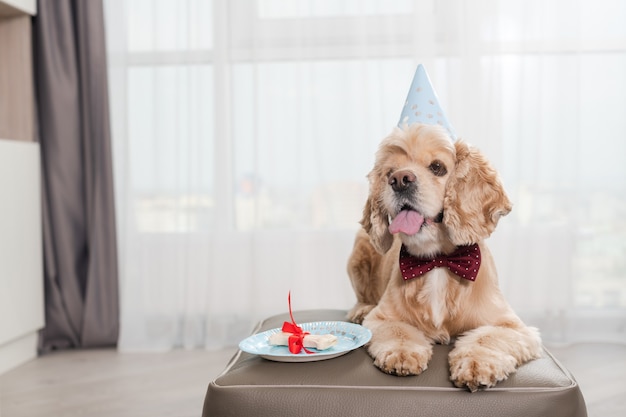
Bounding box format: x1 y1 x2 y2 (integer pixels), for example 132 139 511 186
443 140 512 245
360 174 394 254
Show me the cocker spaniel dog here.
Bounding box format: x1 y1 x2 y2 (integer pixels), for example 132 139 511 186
347 123 542 391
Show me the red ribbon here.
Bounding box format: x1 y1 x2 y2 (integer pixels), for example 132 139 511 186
281 292 314 354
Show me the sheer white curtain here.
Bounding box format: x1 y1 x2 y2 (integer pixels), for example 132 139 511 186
104 0 626 350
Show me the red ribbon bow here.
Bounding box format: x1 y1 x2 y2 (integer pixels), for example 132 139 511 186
399 243 481 281
281 292 314 354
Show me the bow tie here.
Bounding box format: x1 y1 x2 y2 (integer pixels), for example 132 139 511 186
399 243 481 281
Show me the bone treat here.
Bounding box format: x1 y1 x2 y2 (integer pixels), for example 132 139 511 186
268 332 338 351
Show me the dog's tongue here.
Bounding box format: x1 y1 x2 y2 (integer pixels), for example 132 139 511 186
389 210 425 235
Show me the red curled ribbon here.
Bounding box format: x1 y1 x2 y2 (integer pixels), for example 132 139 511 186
281 292 314 354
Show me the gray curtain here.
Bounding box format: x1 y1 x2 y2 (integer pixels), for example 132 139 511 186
34 0 119 351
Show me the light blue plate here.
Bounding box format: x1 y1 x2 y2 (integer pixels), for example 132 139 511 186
238 321 372 362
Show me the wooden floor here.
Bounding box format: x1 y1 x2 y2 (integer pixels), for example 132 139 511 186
0 343 624 417
0 348 237 417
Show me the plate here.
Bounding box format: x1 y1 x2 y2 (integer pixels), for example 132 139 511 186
238 321 372 362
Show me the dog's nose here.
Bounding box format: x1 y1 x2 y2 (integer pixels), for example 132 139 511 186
388 170 416 192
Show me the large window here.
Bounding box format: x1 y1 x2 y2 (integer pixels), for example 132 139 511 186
106 0 626 349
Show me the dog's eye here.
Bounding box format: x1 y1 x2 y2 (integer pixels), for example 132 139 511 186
429 160 447 177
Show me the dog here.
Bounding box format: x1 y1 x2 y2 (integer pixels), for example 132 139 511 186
347 123 542 392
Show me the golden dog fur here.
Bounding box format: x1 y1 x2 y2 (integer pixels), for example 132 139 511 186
347 124 542 391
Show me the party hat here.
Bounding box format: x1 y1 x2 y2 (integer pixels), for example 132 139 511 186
398 64 456 141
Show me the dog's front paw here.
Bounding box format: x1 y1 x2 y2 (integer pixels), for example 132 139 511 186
346 303 376 324
448 346 517 392
369 344 431 376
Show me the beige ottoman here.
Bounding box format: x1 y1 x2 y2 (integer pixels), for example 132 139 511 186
202 309 587 417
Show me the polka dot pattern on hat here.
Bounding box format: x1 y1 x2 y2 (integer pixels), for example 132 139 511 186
398 64 456 141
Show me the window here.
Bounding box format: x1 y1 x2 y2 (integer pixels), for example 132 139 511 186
107 0 626 349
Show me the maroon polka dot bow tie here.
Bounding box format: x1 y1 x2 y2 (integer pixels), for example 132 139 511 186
399 243 481 281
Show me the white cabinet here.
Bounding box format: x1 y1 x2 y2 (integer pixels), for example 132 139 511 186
0 0 41 375
0 140 44 374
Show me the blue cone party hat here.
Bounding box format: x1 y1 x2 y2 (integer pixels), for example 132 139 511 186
398 64 456 141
